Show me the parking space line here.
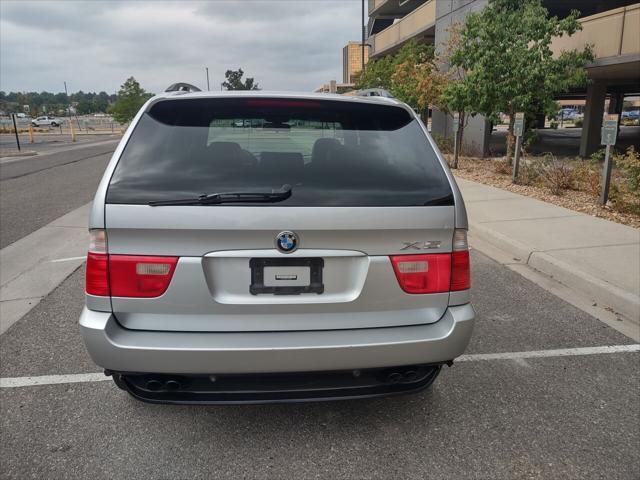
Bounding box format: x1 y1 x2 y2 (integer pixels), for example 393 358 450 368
457 344 640 362
49 256 87 263
1 344 638 389
0 372 109 388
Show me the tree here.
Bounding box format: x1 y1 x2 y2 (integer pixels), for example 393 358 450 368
356 40 445 112
109 77 153 124
222 68 260 90
448 0 593 160
439 23 476 168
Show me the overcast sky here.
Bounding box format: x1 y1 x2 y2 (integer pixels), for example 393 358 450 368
0 0 362 94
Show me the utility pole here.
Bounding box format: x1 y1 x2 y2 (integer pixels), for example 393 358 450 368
361 0 365 73
11 114 21 151
206 67 210 91
64 81 72 127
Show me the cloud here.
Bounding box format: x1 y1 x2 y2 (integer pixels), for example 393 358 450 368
0 0 361 94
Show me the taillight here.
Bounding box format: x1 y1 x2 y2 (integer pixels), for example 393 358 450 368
390 254 451 294
86 252 109 296
390 229 470 294
109 255 178 298
86 229 109 296
451 229 470 291
85 229 178 298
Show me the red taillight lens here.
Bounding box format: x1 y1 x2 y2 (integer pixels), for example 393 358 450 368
390 254 452 294
109 255 178 298
86 252 109 296
450 250 471 291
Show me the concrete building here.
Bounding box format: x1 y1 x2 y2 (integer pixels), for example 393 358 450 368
367 0 640 157
314 81 356 94
343 41 369 84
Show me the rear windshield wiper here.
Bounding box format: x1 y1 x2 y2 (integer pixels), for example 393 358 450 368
148 185 292 206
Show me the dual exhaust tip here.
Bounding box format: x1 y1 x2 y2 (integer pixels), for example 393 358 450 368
146 379 182 391
384 369 419 384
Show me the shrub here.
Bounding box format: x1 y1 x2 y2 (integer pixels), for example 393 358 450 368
431 133 454 154
615 146 640 193
610 146 640 214
493 159 511 174
573 159 601 197
574 119 583 128
538 154 574 195
549 120 559 129
515 160 542 186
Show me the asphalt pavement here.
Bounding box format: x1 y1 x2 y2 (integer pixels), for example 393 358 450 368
0 133 121 155
1 253 638 479
0 139 638 479
0 139 116 248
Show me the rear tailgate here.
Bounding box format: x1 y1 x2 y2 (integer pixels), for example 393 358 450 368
105 204 454 331
101 96 457 332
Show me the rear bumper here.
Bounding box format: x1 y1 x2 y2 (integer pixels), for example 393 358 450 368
79 304 475 375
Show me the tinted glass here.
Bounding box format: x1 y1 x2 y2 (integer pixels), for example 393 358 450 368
106 98 453 206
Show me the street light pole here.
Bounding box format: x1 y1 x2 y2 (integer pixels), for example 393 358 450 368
206 67 210 91
361 0 365 73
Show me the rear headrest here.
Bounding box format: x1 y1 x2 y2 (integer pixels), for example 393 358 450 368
259 152 304 180
207 141 256 169
311 138 341 164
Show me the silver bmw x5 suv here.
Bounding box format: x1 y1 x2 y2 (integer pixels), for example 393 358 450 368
80 87 475 404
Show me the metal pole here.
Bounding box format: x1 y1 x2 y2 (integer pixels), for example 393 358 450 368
11 114 21 151
512 135 522 181
206 67 210 91
64 81 72 135
600 144 613 205
361 0 365 73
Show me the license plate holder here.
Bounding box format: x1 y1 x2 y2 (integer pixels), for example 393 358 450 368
250 258 324 295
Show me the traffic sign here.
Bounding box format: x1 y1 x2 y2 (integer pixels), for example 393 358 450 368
513 112 525 137
453 112 460 133
601 114 618 146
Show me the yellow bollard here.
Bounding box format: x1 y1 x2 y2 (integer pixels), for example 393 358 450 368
28 125 34 143
69 119 77 142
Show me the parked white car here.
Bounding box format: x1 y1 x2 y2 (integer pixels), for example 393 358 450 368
32 116 61 127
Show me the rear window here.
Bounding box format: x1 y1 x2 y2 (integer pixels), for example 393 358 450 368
106 98 453 206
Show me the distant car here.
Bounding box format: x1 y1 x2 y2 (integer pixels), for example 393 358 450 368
622 110 640 120
32 116 61 127
558 109 581 120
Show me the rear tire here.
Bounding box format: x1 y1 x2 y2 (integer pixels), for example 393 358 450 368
51 122 58 127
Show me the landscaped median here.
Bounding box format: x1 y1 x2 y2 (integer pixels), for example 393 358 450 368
454 176 640 323
451 148 640 228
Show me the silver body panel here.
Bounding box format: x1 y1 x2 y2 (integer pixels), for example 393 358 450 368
80 304 475 374
82 91 474 377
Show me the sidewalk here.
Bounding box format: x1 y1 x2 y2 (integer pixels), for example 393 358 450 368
456 178 640 322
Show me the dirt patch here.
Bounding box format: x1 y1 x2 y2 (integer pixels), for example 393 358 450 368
451 155 640 229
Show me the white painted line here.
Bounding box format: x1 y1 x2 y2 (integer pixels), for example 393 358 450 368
0 372 110 388
457 344 640 362
1 344 638 389
49 256 86 263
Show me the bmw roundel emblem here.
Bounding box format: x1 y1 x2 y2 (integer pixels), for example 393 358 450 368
275 231 298 253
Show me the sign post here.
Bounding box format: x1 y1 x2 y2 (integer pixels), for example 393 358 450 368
512 112 525 181
452 112 460 169
599 114 619 205
11 114 21 152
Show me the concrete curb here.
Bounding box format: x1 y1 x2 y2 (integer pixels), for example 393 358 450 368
470 222 640 322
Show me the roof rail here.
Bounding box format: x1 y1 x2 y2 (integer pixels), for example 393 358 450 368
164 83 202 93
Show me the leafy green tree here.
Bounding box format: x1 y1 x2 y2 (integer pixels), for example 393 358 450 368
222 68 260 90
356 40 445 112
109 77 153 124
448 0 593 159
